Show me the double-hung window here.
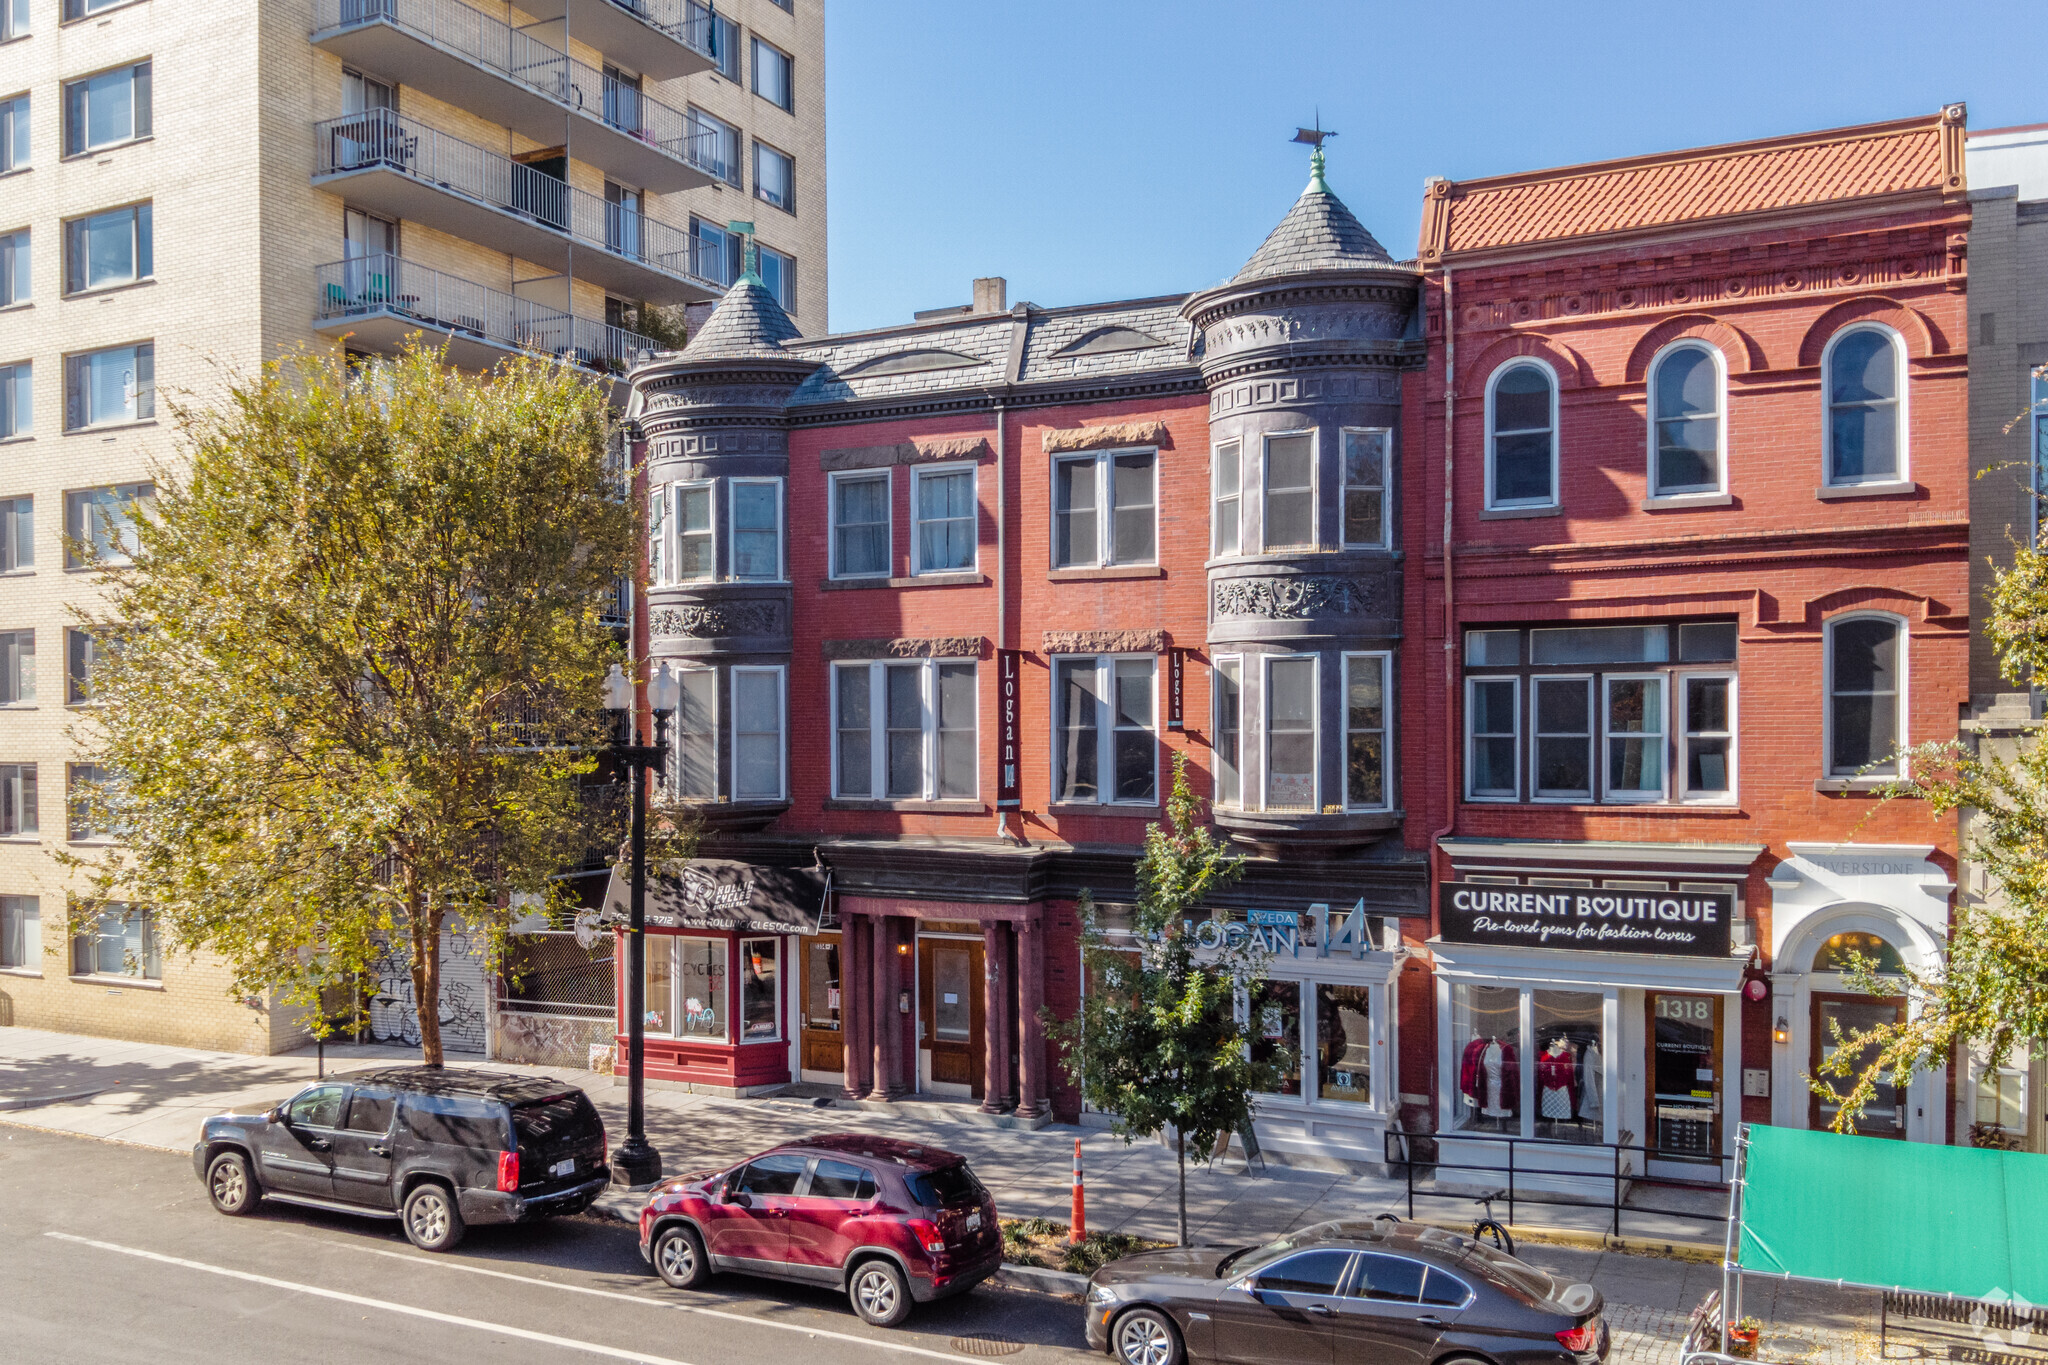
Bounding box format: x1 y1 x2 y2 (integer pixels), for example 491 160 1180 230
833 660 977 801
1265 655 1317 811
1342 429 1389 548
751 38 794 111
72 902 157 979
0 229 26 306
0 498 27 570
64 203 151 293
1826 615 1903 777
1213 656 1242 807
64 62 150 157
1052 448 1155 568
64 344 152 429
649 481 712 585
731 666 785 801
753 141 794 211
2 0 27 42
830 470 889 578
687 108 740 187
1212 439 1241 555
729 478 782 581
1824 326 1905 486
1343 652 1390 810
1486 361 1557 508
1463 620 1736 804
0 361 28 438
0 95 26 174
0 629 31 704
0 764 34 835
65 482 152 565
1648 343 1723 496
669 667 716 799
0 895 36 969
1053 655 1155 805
913 464 975 574
1263 432 1315 550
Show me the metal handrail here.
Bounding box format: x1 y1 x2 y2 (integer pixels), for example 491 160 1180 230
1385 1126 1730 1239
313 0 719 176
313 109 728 290
314 254 659 375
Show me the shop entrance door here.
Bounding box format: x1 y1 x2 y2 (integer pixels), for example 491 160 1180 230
918 937 984 1100
799 934 843 1077
1645 992 1723 1177
1810 994 1907 1138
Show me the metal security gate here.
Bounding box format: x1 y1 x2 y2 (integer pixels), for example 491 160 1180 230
365 920 490 1054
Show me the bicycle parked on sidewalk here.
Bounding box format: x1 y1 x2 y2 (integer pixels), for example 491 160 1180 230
1474 1190 1515 1254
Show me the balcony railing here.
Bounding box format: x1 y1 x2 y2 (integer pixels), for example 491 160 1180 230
313 0 720 181
314 109 729 290
315 253 658 375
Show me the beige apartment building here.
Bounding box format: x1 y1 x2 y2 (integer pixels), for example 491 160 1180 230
0 0 826 1051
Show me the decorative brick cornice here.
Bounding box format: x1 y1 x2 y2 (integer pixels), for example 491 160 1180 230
822 636 986 660
1041 629 1166 655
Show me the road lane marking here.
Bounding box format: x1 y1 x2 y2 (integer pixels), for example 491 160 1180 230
334 1241 978 1363
45 1232 700 1365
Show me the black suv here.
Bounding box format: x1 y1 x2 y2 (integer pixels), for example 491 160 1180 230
193 1067 610 1251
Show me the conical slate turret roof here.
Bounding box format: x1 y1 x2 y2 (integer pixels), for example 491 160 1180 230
677 275 804 362
1231 151 1398 283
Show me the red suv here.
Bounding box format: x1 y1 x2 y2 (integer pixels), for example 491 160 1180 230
637 1134 1002 1326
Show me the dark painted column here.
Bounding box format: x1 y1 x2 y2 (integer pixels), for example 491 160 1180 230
843 915 871 1098
1018 915 1046 1116
980 919 1011 1112
883 918 908 1098
871 914 894 1097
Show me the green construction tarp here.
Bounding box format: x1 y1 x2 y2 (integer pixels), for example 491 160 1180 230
1739 1125 2048 1303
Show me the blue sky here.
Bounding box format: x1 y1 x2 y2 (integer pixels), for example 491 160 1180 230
820 0 2037 334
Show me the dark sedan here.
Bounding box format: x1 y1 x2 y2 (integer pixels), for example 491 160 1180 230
1084 1218 1607 1365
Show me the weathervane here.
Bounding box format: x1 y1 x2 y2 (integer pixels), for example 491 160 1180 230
1292 114 1337 192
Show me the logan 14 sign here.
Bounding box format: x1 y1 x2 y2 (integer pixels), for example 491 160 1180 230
1438 882 1732 958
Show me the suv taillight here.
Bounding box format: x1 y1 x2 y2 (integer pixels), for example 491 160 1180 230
907 1218 947 1253
497 1150 520 1193
1557 1319 1599 1352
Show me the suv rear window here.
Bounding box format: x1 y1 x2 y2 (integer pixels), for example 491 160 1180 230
904 1161 984 1208
511 1093 600 1146
403 1094 507 1148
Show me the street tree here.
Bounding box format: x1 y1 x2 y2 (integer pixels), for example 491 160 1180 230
1815 534 2048 1135
65 344 639 1065
1054 754 1279 1244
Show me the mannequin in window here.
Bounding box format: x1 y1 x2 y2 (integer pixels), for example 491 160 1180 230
1538 1037 1577 1120
1578 1040 1604 1121
1459 1034 1519 1120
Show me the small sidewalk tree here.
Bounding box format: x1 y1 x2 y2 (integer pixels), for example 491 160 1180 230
1054 754 1278 1245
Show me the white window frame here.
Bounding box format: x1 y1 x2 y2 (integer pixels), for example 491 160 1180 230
1260 428 1318 553
668 664 717 800
1261 652 1319 813
729 664 787 802
1645 341 1727 498
0 627 32 705
1341 651 1393 812
1049 653 1158 806
672 479 716 583
1212 437 1241 557
64 482 151 567
1823 611 1908 778
0 229 28 308
1050 447 1158 570
646 483 667 586
831 659 979 802
1484 358 1560 510
1465 674 1520 801
0 360 29 439
1678 670 1738 805
727 475 784 583
1529 673 1594 802
0 762 36 836
1821 322 1910 488
0 93 27 175
1 0 28 43
910 462 977 576
63 342 153 430
828 468 891 580
1340 427 1391 549
1600 672 1668 803
62 201 151 295
1213 654 1243 808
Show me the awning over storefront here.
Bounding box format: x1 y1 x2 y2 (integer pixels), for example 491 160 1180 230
602 859 829 935
1737 1124 2048 1301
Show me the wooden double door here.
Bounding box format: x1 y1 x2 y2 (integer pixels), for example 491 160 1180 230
918 936 985 1099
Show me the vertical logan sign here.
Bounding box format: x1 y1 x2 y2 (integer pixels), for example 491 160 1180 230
1437 881 1733 958
1168 648 1185 729
997 649 1022 808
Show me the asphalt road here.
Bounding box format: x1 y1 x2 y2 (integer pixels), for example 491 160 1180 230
0 1125 1098 1365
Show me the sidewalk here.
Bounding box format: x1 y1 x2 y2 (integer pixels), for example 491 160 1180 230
0 1024 1879 1360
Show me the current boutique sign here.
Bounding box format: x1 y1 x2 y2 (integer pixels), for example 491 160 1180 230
1438 882 1732 958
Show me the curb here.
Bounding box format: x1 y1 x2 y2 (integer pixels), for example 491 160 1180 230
0 1088 104 1112
592 1190 644 1224
989 1264 1090 1299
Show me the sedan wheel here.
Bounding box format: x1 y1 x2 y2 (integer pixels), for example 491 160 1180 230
1114 1309 1183 1365
207 1152 260 1216
849 1259 912 1327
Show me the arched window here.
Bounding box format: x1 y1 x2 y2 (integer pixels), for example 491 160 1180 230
1825 327 1903 486
1648 343 1723 496
1826 614 1903 776
1811 930 1905 975
1486 361 1556 509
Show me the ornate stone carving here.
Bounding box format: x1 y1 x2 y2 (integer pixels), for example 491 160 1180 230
650 602 784 638
1040 420 1170 454
1041 629 1167 654
1211 575 1391 620
819 436 992 470
822 636 986 660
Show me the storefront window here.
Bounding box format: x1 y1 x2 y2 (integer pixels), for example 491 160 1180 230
1250 979 1302 1096
1452 984 1520 1132
740 937 780 1042
644 936 674 1035
1315 984 1371 1105
677 937 728 1040
1532 989 1604 1142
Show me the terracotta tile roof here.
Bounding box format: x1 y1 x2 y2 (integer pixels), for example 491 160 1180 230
1420 108 1967 262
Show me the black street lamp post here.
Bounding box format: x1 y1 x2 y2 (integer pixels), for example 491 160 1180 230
603 659 679 1188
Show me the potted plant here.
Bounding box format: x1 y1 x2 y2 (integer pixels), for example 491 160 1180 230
1726 1316 1762 1358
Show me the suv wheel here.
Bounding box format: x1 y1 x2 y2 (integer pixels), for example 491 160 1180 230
207 1151 261 1216
653 1224 710 1290
1113 1308 1184 1365
848 1257 912 1327
402 1182 466 1252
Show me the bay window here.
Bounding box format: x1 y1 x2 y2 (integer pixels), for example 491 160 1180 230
1262 432 1315 551
1341 428 1389 548
729 478 781 581
731 666 785 801
669 667 715 799
1213 657 1241 807
1343 652 1389 810
1212 439 1241 555
1053 655 1155 804
1053 448 1155 568
1264 655 1317 811
833 659 977 801
674 483 714 581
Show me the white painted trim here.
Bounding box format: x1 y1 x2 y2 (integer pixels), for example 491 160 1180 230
1530 673 1595 802
1212 654 1243 809
1464 673 1521 802
826 467 891 580
1049 446 1159 570
908 461 977 576
729 664 786 802
1259 426 1319 552
726 475 784 583
1439 836 1766 867
1210 436 1242 557
1600 672 1669 803
1048 652 1159 806
1677 671 1738 805
670 479 716 583
1261 651 1319 812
